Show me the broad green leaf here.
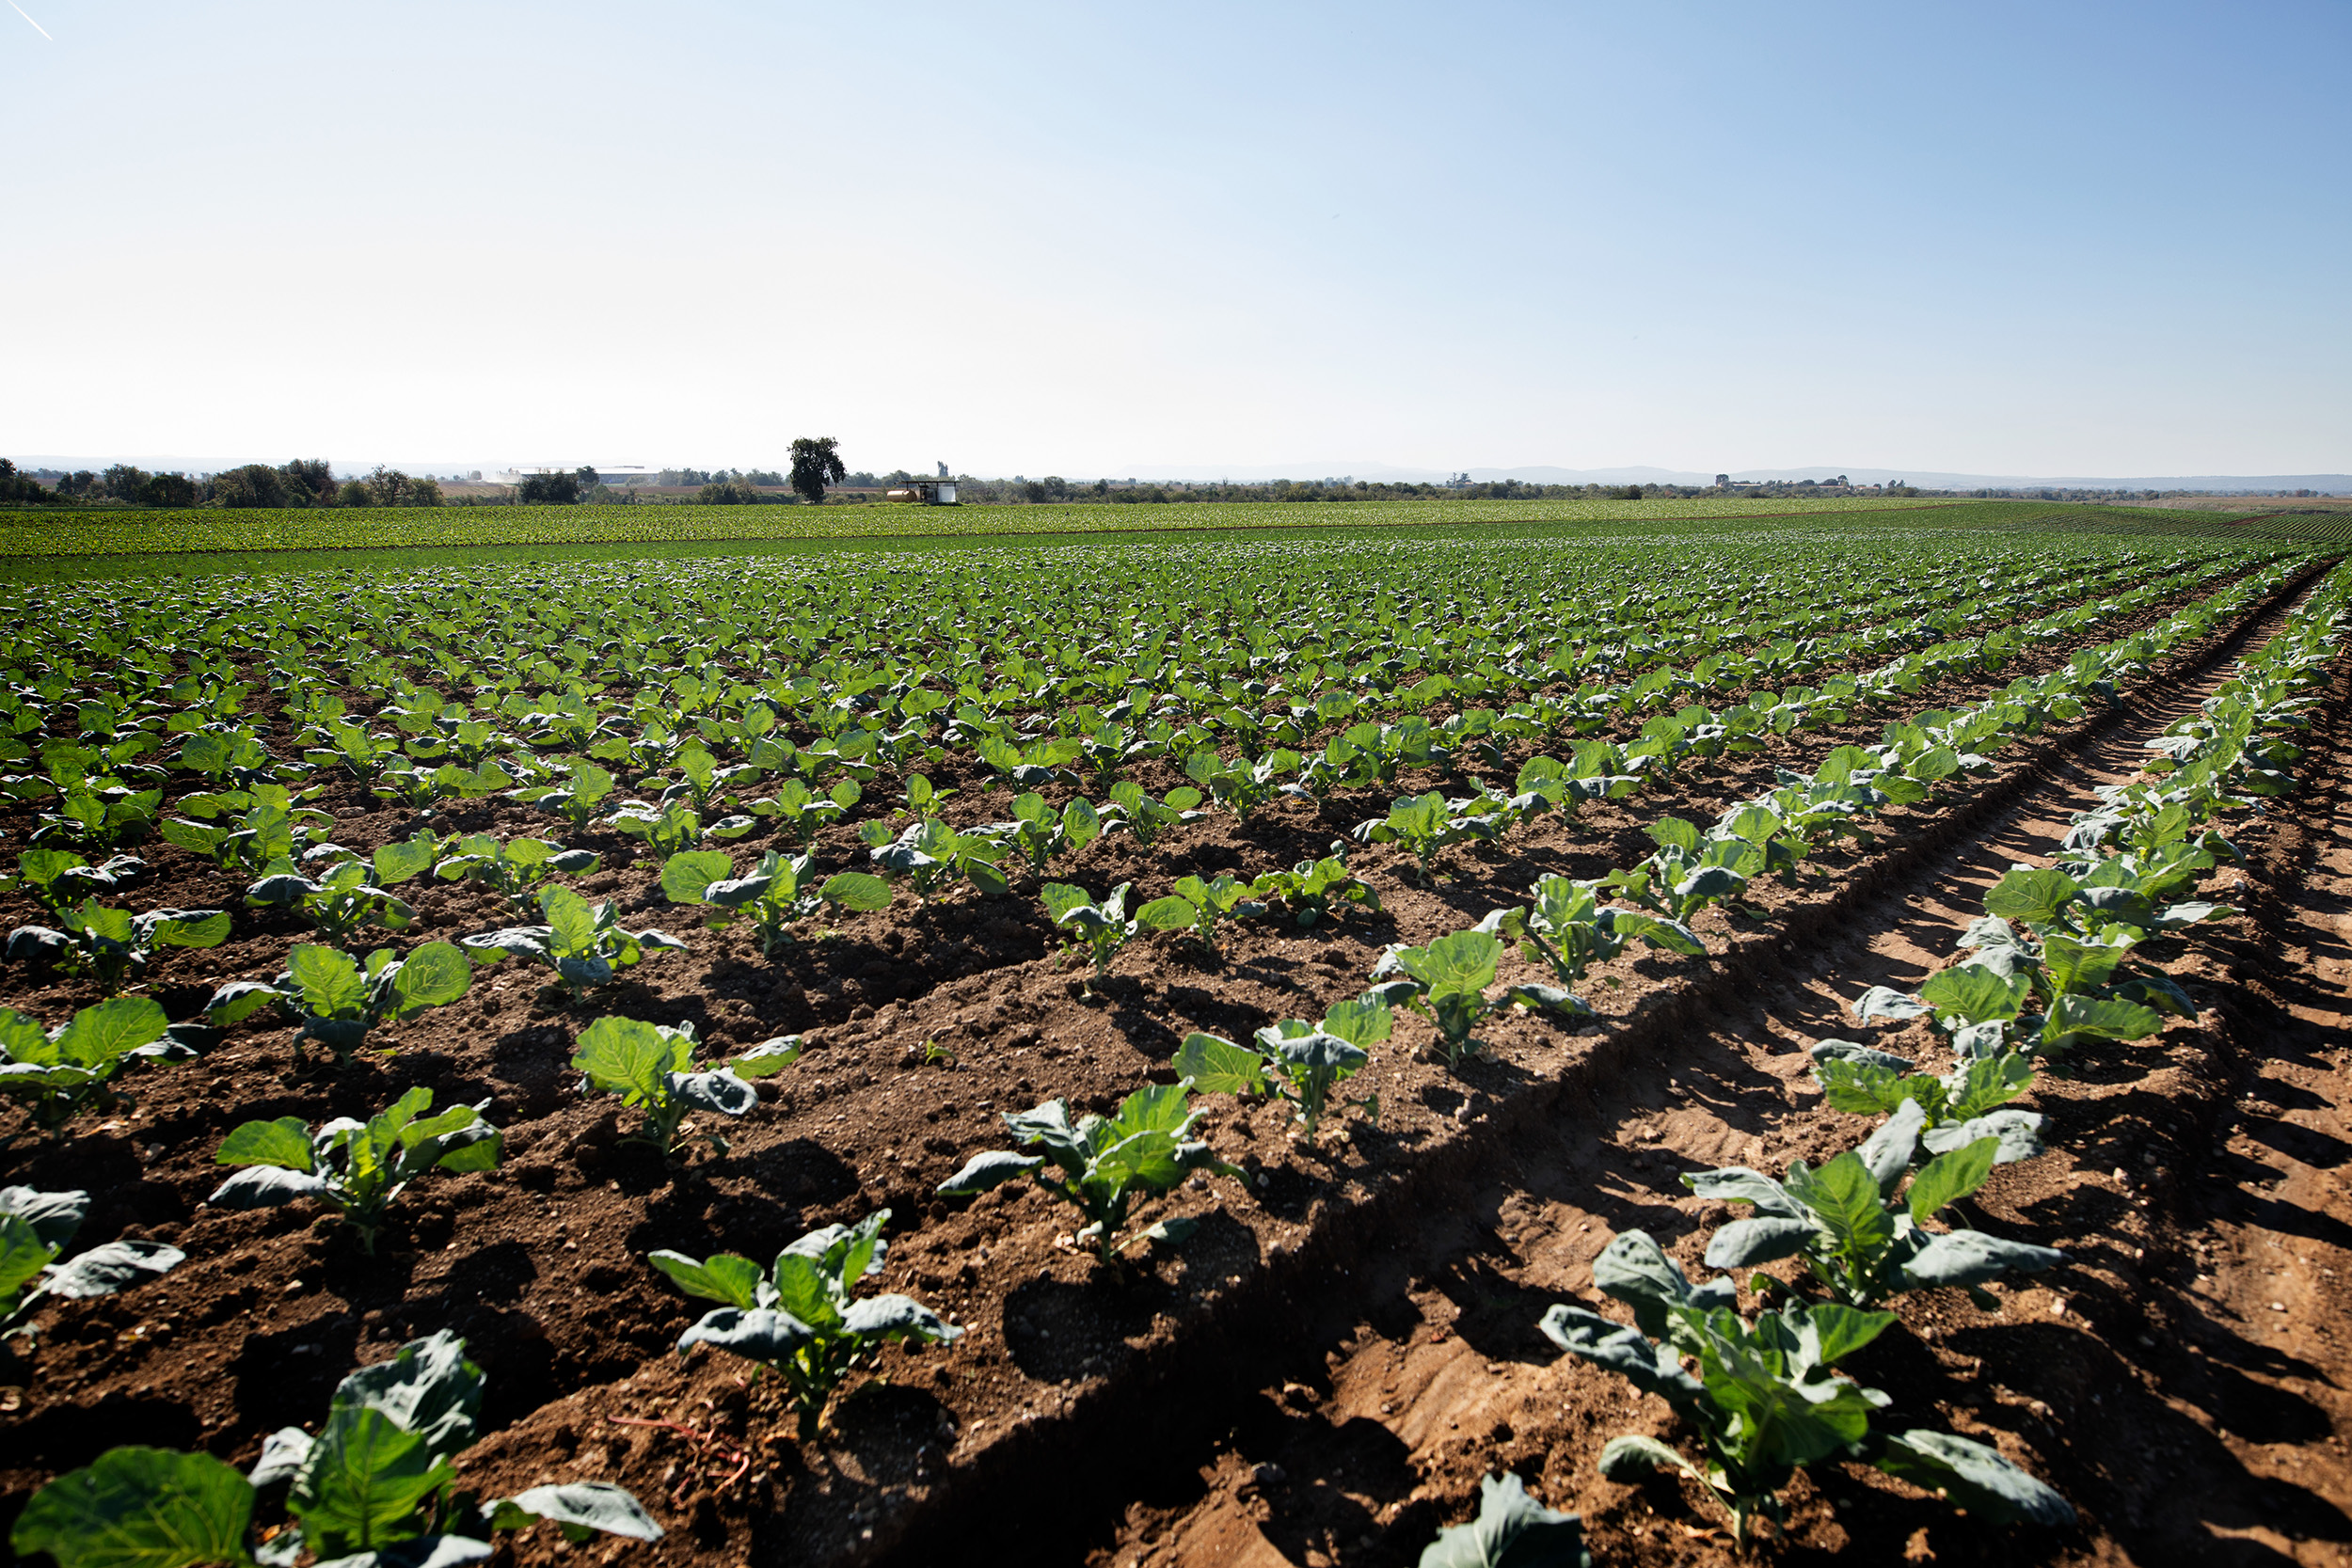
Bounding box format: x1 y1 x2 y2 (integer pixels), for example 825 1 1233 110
0 1213 55 1300
1803 1302 1898 1366
1918 964 2028 1023
1319 996 1392 1048
1416 1471 1588 1568
1784 1151 1895 1255
936 1150 1043 1196
10 1447 256 1568
152 912 230 949
818 872 891 912
216 1117 316 1172
1172 1033 1267 1097
1878 1430 2075 1527
660 849 735 905
765 1252 840 1330
494 1482 663 1544
389 943 470 1013
1907 1137 1998 1223
292 1406 449 1556
289 945 368 1019
648 1250 765 1310
1134 895 1199 932
50 997 169 1069
373 834 439 887
1983 866 2081 927
2043 993 2161 1045
570 1017 672 1103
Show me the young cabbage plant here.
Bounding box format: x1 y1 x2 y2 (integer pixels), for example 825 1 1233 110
1174 995 1391 1139
660 848 892 955
606 800 752 856
892 770 956 817
1134 873 1264 957
977 732 1081 787
6 899 230 996
863 816 1012 900
511 757 618 831
1 848 147 918
433 832 601 913
8 1331 661 1568
461 885 685 1000
570 1015 799 1157
1853 914 2185 1058
1353 790 1512 885
937 1083 1239 1262
209 1086 503 1253
996 790 1104 870
749 775 863 847
1684 1101 2063 1310
654 1209 961 1440
1183 749 1292 823
1808 1039 2043 1164
1367 930 1587 1069
1 1185 184 1339
1100 780 1201 846
245 833 438 942
1542 1228 2074 1545
1584 816 1772 925
1041 881 1137 983
1479 874 1705 989
159 784 334 876
1982 863 2232 941
29 784 161 852
203 941 472 1065
1246 850 1382 927
0 997 204 1131
1418 1473 1589 1568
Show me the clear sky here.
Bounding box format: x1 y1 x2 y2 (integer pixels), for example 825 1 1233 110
4 1 2346 479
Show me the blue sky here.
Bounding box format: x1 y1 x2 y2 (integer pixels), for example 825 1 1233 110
3 1 2346 478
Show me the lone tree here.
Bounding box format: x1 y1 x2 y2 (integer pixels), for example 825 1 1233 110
518 468 581 505
788 436 846 505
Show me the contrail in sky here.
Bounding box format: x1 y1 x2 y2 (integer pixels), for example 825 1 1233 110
8 0 52 39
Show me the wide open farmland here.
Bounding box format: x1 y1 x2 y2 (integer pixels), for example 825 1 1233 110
3 506 2349 1567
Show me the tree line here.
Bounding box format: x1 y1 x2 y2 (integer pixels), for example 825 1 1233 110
4 459 443 509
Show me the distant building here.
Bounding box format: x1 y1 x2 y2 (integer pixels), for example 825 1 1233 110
1714 474 1730 487
886 477 959 504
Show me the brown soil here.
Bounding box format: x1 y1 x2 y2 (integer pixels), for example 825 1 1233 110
0 559 2341 1568
1075 578 2352 1568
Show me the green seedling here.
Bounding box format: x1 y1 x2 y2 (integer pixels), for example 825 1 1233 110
937 1083 1239 1262
1134 873 1263 956
1 1185 184 1340
660 848 891 955
203 941 472 1066
9 1332 661 1568
209 1086 503 1253
654 1209 961 1439
461 885 685 999
1686 1101 2062 1309
1175 995 1390 1139
1368 930 1587 1069
6 900 230 996
569 1015 799 1157
1543 1228 2073 1545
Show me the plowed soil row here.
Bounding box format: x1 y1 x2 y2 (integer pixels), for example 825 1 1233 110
0 558 2323 1567
1076 582 2352 1566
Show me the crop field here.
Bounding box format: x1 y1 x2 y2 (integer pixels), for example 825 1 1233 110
0 494 1951 563
2 505 2349 1568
